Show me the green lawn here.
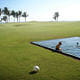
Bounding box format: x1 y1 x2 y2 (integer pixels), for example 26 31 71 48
0 21 80 80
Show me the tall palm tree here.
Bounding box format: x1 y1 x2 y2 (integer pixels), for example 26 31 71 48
53 12 59 21
0 8 2 21
22 12 28 22
3 7 9 22
18 11 22 22
11 10 16 22
15 12 19 22
7 10 11 22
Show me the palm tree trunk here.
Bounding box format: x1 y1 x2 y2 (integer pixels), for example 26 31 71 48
0 15 1 22
19 16 20 23
17 17 18 22
6 17 8 23
8 16 10 22
14 17 15 22
56 17 58 22
25 17 26 22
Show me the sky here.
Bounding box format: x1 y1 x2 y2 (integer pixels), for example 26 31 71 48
0 0 80 21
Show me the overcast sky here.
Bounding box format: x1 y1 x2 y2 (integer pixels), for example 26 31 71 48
0 0 80 21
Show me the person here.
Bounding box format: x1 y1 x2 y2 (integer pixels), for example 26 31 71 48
77 42 79 46
56 42 62 51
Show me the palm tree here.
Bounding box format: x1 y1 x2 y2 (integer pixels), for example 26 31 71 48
3 7 9 22
53 16 56 21
11 10 16 22
53 12 59 21
22 12 28 22
7 10 11 22
15 12 19 22
18 11 22 22
0 8 1 15
2 16 7 22
0 8 2 21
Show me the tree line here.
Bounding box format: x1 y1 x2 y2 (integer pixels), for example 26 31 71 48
0 7 29 23
0 7 59 23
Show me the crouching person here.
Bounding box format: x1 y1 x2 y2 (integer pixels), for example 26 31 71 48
56 42 62 51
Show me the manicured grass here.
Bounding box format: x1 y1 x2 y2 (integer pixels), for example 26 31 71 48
0 21 80 80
